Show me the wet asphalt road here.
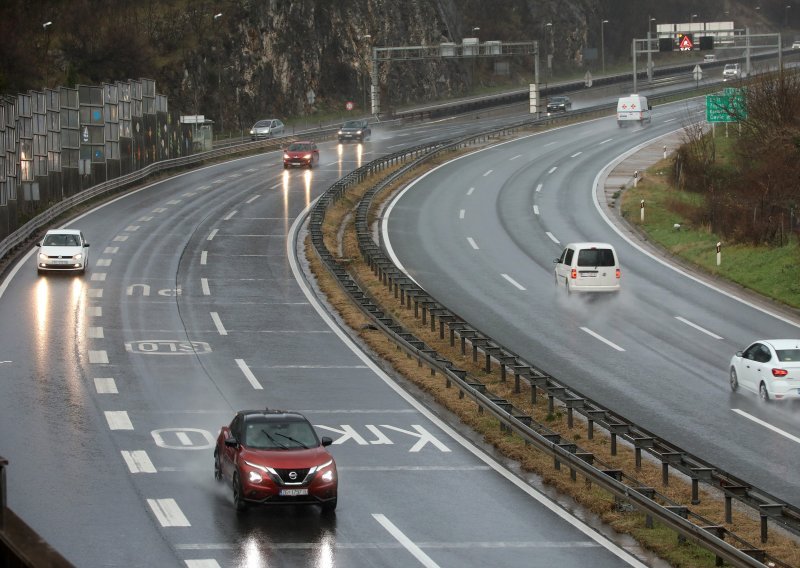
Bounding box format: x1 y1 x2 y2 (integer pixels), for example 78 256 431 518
383 98 800 508
0 118 652 567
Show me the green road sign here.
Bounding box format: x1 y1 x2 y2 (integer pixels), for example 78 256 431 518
706 93 747 123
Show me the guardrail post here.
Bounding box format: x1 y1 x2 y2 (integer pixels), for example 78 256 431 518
666 506 689 543
637 487 656 528
660 452 682 487
0 455 7 530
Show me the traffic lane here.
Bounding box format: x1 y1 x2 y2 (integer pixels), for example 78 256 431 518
384 109 800 504
114 408 643 568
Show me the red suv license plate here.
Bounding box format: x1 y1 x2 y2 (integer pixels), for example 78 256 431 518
280 488 309 496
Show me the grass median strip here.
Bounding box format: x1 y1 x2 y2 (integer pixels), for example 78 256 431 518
306 145 800 567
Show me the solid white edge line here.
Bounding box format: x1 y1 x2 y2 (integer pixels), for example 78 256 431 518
674 316 723 339
732 409 800 444
591 129 800 330
289 190 648 568
235 358 263 390
372 514 441 568
210 312 227 335
580 327 625 352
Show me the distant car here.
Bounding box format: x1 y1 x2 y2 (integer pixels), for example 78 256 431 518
283 141 319 169
792 41 800 49
338 119 371 142
703 54 717 63
722 63 741 80
36 229 90 274
250 119 285 140
729 340 800 402
554 242 620 293
546 96 572 113
214 409 338 512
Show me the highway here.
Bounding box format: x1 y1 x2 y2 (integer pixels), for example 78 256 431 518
0 115 658 566
383 98 800 510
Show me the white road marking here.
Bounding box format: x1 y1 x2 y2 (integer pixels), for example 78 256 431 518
466 237 479 250
580 327 625 351
501 274 526 291
535 183 543 192
533 205 539 215
88 350 108 364
466 187 475 195
732 409 800 444
326 161 338 166
210 312 227 335
104 247 118 254
91 273 107 281
271 183 282 189
212 179 225 184
663 118 677 123
185 561 221 568
200 251 208 265
147 499 191 527
547 166 557 174
137 216 153 222
373 514 440 568
545 231 560 244
207 229 218 241
176 432 193 446
88 306 102 317
182 192 196 197
88 326 104 339
125 225 140 232
674 316 723 339
201 278 211 296
88 288 103 298
223 210 238 221
197 185 211 190
166 200 182 205
599 138 613 145
509 154 522 160
152 207 167 213
571 152 582 158
105 411 134 430
482 169 493 177
113 235 128 242
96 258 111 267
94 378 118 394
122 450 157 473
235 358 263 390
246 194 261 204
459 209 465 219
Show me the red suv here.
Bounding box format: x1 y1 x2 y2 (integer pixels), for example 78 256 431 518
283 141 319 169
214 409 337 512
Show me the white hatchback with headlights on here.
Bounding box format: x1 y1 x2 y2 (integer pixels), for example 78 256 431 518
729 340 800 401
36 229 90 274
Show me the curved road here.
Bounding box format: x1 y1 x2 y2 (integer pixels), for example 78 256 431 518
0 121 655 566
384 98 800 508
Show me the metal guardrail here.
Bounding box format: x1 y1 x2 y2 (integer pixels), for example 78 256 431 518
307 103 799 567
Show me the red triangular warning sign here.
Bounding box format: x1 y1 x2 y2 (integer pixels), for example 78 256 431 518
679 35 693 50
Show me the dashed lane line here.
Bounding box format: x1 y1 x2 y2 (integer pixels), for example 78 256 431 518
674 316 723 339
373 514 441 568
580 327 625 352
732 409 800 444
235 358 264 390
501 273 526 291
122 451 157 473
105 411 134 430
207 229 218 241
147 499 191 527
94 378 118 394
201 278 211 296
210 312 227 335
467 237 479 250
545 232 559 244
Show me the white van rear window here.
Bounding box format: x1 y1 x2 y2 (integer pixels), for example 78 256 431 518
577 249 615 267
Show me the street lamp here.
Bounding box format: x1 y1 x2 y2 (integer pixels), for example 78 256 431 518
42 21 53 87
601 19 608 74
648 16 656 36
360 34 372 112
213 13 223 134
690 14 698 24
545 22 553 78
786 5 792 27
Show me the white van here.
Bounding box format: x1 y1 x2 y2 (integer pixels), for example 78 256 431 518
616 94 651 127
554 242 621 293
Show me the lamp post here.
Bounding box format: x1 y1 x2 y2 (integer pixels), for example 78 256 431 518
42 21 53 87
545 22 552 79
648 16 656 36
213 13 223 134
360 34 371 112
601 19 608 74
786 5 792 27
690 13 698 24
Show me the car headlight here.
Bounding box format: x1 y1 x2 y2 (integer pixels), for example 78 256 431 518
283 153 290 159
303 154 311 159
73 253 83 260
321 469 335 482
248 470 263 483
249 129 255 134
38 253 48 260
338 130 343 135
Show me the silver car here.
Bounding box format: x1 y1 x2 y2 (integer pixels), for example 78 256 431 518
37 229 90 274
250 119 285 140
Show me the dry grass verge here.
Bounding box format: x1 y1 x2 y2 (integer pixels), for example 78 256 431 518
305 147 800 568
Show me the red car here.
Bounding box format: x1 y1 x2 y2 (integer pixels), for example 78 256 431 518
283 141 319 169
214 409 337 512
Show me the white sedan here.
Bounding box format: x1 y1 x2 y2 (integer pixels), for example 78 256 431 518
729 340 800 401
36 229 90 274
